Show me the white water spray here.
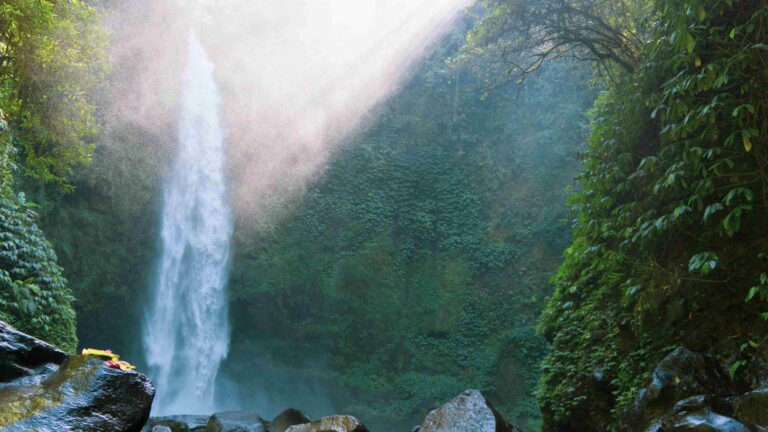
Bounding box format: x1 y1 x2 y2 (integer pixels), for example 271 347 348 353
143 32 232 415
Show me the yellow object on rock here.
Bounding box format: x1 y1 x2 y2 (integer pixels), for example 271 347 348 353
81 348 119 361
81 348 136 372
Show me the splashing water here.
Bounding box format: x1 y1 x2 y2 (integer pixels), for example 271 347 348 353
143 32 232 415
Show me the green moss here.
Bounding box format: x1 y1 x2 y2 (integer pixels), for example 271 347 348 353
0 356 99 427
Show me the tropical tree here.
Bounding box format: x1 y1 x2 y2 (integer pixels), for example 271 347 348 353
0 0 108 188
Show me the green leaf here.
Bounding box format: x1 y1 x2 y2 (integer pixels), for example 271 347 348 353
729 360 746 379
747 286 759 302
686 33 695 53
688 252 719 275
722 209 744 237
743 135 753 152
724 188 754 205
703 203 723 221
674 205 691 219
732 104 756 118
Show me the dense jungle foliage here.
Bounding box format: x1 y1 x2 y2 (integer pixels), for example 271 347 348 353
0 193 76 352
222 25 592 430
0 0 106 350
466 0 768 430
2 1 767 432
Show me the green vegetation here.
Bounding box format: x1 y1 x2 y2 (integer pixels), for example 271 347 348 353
0 191 76 351
470 0 768 430
41 124 163 354
223 25 592 429
0 0 108 187
3 1 766 431
0 0 107 351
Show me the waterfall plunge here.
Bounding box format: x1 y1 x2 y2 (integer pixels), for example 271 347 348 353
143 33 232 415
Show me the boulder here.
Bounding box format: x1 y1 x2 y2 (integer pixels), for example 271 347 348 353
415 389 522 432
142 415 210 432
734 388 768 427
267 408 311 432
661 410 751 432
624 347 739 431
284 415 368 432
0 320 154 432
650 396 752 432
206 411 267 432
0 320 67 382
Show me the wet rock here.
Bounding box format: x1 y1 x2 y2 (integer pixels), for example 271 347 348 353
662 410 751 431
0 320 66 382
142 415 209 432
416 389 522 432
206 411 266 432
0 320 154 432
283 415 368 432
653 396 752 432
734 388 768 427
625 347 738 431
267 409 311 432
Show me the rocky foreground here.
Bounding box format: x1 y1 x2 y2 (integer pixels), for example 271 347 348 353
2 320 768 431
0 321 154 431
142 389 521 432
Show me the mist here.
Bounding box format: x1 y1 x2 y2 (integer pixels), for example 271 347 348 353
96 0 475 421
102 0 472 227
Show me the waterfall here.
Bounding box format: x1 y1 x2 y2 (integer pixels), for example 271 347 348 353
143 32 232 415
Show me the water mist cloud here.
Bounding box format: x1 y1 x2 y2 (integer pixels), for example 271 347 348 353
104 0 472 227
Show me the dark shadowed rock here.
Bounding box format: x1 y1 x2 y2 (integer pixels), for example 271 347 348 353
0 320 67 382
267 408 311 432
625 347 739 431
486 397 522 432
661 410 751 431
540 366 617 431
649 396 752 432
416 389 522 432
206 411 266 432
142 415 210 432
734 388 768 427
745 338 768 389
283 415 368 432
0 320 154 432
